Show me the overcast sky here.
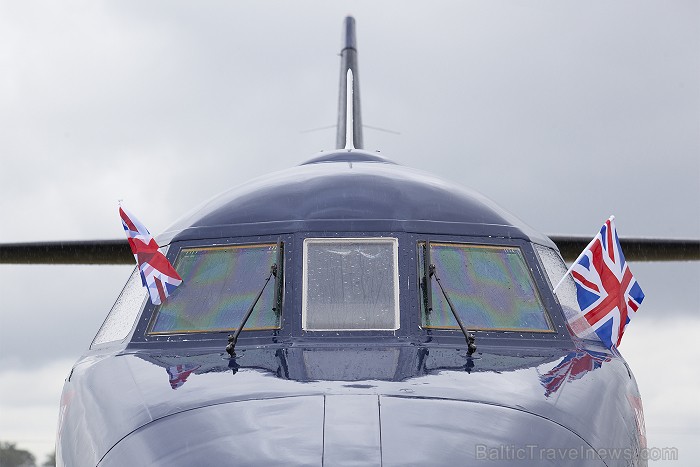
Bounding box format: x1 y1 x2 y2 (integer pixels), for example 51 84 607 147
1 1 698 463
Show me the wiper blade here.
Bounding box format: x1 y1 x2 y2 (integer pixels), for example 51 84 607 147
226 241 283 358
226 264 276 358
272 238 284 315
426 241 477 355
422 242 433 314
430 264 477 355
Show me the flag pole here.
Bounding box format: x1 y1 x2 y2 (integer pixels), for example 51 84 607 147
552 215 614 294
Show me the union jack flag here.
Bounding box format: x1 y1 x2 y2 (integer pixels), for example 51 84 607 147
119 206 182 305
539 349 611 397
570 217 645 348
166 364 200 390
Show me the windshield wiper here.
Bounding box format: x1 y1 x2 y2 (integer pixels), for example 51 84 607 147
422 242 434 314
272 239 284 316
226 240 283 358
425 241 477 356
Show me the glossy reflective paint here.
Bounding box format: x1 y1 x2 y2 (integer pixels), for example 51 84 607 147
160 151 553 246
58 342 643 466
58 153 645 466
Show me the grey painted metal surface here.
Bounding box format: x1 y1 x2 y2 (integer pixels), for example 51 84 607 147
59 343 642 466
159 152 555 248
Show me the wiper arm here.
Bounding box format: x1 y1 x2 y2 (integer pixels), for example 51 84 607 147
422 242 433 314
226 264 279 358
426 242 477 355
272 238 284 316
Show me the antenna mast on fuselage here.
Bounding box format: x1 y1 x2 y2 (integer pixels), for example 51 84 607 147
336 16 363 150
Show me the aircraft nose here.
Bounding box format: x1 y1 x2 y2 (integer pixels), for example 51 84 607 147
323 395 608 466
98 396 326 466
323 395 382 465
378 396 606 466
98 395 605 466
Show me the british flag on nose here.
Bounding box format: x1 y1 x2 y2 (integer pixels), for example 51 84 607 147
569 217 645 348
119 206 182 305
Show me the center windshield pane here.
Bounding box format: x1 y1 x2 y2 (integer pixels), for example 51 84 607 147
148 243 280 334
303 238 399 331
420 242 552 332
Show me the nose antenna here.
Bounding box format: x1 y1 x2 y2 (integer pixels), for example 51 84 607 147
336 16 363 150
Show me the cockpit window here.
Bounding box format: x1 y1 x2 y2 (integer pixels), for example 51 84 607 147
303 238 399 331
534 244 598 339
419 242 552 332
92 267 147 347
148 243 281 334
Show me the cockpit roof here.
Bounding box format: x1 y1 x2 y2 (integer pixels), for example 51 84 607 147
160 150 554 248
